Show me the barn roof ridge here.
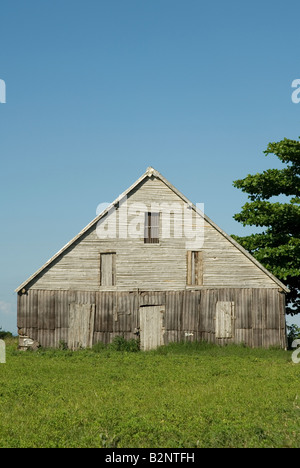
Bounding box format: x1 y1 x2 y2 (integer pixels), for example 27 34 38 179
15 166 289 293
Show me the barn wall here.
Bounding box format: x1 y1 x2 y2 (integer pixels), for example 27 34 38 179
26 177 279 292
18 288 287 349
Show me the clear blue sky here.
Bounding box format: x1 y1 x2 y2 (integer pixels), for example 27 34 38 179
1 0 300 333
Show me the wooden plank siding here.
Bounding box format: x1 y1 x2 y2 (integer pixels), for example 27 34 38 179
23 177 281 292
16 169 288 350
17 288 286 349
139 305 165 350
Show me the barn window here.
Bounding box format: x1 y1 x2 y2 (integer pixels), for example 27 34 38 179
187 250 203 286
100 252 116 286
144 212 160 244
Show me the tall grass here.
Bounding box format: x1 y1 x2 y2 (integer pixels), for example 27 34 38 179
0 338 299 448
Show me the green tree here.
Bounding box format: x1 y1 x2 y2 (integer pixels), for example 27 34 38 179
232 137 300 315
287 323 300 349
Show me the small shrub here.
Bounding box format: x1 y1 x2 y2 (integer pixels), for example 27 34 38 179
0 330 13 340
108 336 140 352
92 336 140 353
58 341 68 351
92 341 107 353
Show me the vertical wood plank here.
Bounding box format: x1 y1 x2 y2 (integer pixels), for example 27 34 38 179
139 305 165 350
187 251 192 286
197 251 203 286
215 301 234 338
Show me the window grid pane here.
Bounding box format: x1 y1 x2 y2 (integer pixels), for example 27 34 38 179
144 212 159 244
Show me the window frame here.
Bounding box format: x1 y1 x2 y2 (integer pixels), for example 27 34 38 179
187 250 203 286
144 211 160 244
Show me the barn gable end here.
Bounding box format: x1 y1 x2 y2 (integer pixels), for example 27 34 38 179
16 167 288 349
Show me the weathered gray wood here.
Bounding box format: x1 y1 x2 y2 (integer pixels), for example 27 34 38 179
215 301 234 339
100 253 116 286
114 291 138 333
186 251 203 286
235 328 252 345
17 287 287 349
187 251 192 286
68 303 95 350
95 291 115 333
19 176 286 293
139 306 165 350
17 293 25 328
279 291 287 349
235 288 252 329
165 291 182 331
200 289 217 334
252 289 264 330
182 290 200 332
139 291 166 306
197 251 203 286
253 329 263 347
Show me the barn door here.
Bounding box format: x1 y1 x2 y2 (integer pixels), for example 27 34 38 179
139 306 165 351
68 303 95 350
215 301 235 339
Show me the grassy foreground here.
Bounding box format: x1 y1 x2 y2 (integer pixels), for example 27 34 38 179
0 338 299 448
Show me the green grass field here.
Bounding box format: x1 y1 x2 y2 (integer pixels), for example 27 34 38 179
0 338 299 448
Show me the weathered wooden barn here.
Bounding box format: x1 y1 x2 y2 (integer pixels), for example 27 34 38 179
16 167 289 350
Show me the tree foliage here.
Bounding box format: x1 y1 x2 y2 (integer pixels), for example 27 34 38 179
232 137 300 315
